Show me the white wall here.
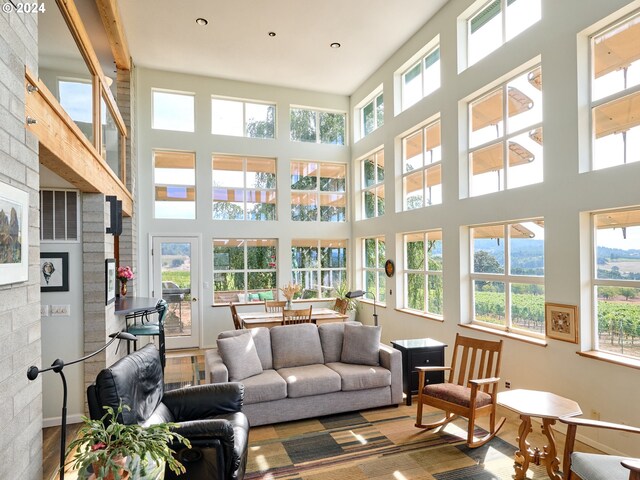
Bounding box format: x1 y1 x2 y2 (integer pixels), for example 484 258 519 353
134 0 640 458
349 0 640 457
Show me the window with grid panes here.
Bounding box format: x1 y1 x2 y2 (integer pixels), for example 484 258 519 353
401 44 440 111
212 155 277 221
211 97 275 138
362 149 385 219
291 239 348 299
152 89 194 132
153 150 196 219
590 11 640 171
290 107 346 145
363 236 386 304
290 161 346 222
361 92 384 137
469 64 543 197
402 119 442 210
404 231 443 316
471 220 545 337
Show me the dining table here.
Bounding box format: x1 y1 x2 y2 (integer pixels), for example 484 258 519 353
238 307 348 329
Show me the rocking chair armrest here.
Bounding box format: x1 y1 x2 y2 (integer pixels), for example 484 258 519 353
622 459 640 474
415 366 452 372
469 377 500 386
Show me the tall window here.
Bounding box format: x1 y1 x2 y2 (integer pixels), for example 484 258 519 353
211 97 275 138
152 89 195 132
153 150 196 219
212 155 276 221
212 239 277 304
290 107 346 145
363 236 386 304
593 209 640 360
469 65 543 197
58 78 93 143
471 220 545 336
362 149 385 219
361 91 384 137
291 239 347 299
291 161 346 222
591 12 640 170
404 231 443 316
467 0 541 66
403 119 442 210
401 44 440 111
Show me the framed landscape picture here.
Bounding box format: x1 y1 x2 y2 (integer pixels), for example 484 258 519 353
545 302 579 343
105 258 116 305
40 252 69 292
0 181 28 285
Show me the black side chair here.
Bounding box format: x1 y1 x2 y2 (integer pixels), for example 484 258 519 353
125 299 167 368
87 344 249 480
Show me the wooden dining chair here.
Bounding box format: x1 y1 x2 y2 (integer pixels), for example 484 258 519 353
265 300 287 313
415 333 506 448
282 306 313 325
229 302 242 330
333 298 349 315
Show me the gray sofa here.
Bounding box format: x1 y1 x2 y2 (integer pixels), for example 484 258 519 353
204 322 403 426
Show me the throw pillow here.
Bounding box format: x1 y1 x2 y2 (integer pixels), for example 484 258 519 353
271 323 325 369
258 291 274 301
217 332 263 381
341 324 381 366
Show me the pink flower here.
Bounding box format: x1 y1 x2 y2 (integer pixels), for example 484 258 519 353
117 266 134 282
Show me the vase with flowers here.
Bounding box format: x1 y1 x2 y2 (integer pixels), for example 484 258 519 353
117 266 134 297
279 282 301 309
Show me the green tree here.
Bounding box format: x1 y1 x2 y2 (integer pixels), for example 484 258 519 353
245 106 275 138
619 287 638 301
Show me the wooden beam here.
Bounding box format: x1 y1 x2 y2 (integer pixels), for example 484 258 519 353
94 0 131 70
26 70 133 216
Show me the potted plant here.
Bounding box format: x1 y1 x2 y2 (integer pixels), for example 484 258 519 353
65 403 191 480
332 282 358 320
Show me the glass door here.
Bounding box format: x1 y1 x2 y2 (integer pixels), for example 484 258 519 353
152 236 200 349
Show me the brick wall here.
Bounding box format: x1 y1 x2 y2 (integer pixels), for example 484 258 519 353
0 9 42 480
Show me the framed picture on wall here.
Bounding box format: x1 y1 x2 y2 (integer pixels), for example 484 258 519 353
40 252 69 292
0 181 29 285
105 258 116 305
545 302 579 344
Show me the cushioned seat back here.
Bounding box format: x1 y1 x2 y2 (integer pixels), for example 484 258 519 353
270 323 324 369
88 344 164 425
218 327 273 370
318 321 361 363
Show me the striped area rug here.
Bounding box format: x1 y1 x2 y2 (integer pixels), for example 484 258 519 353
246 406 548 480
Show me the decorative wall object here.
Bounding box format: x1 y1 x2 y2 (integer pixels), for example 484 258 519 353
105 258 116 305
40 252 69 292
545 302 579 343
0 181 28 285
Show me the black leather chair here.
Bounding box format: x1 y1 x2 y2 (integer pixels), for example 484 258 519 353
87 344 248 480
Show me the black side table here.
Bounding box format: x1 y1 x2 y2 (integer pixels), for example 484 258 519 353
391 338 447 406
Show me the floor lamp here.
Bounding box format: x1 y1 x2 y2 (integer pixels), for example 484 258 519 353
27 331 137 480
346 290 378 326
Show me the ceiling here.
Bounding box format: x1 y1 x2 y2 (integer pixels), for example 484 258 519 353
116 0 450 95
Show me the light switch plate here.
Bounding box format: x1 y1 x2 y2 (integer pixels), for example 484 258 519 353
50 305 70 316
40 304 50 317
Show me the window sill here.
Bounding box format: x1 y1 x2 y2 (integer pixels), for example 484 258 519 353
460 323 548 347
577 350 640 370
212 298 333 307
395 308 444 323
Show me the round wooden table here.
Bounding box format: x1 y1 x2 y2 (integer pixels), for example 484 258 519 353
497 389 582 480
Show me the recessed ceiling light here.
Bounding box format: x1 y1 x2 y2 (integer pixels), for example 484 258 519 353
330 42 341 49
195 18 208 26
268 31 276 37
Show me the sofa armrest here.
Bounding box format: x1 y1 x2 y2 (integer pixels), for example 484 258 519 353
205 349 229 383
379 343 403 405
163 382 244 421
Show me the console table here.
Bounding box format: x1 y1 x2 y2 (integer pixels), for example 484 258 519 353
391 338 447 406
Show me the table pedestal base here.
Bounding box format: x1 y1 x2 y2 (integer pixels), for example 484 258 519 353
514 415 562 480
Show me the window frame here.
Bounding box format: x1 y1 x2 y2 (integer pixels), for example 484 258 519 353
289 106 347 145
151 88 195 133
403 230 443 318
361 148 385 219
211 96 276 139
290 160 347 223
470 220 545 338
153 150 197 220
402 118 442 210
360 91 384 138
400 43 441 112
362 236 386 305
291 239 348 299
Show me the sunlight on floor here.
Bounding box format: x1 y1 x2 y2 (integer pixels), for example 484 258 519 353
393 470 409 480
349 429 368 445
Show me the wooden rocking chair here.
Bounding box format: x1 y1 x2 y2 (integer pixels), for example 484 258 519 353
415 333 506 448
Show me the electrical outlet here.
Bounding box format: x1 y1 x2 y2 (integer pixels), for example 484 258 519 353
590 409 600 421
40 304 50 317
50 305 70 316
505 381 511 389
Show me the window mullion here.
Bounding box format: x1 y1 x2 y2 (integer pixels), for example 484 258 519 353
504 224 512 329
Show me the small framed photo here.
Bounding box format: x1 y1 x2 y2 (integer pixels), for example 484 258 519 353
545 302 579 343
40 252 69 292
105 258 116 305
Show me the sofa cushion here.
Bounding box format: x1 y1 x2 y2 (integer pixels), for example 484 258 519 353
318 322 351 363
326 362 391 391
571 453 635 480
218 327 273 370
217 332 263 381
341 324 381 366
271 323 324 369
277 364 341 398
239 369 287 404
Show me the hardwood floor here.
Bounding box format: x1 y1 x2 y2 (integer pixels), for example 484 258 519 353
42 422 82 480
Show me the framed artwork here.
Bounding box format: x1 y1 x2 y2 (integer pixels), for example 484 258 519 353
105 258 116 305
40 252 69 292
545 302 579 343
0 181 29 285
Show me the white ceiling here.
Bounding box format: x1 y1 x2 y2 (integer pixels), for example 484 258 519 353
117 0 449 95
